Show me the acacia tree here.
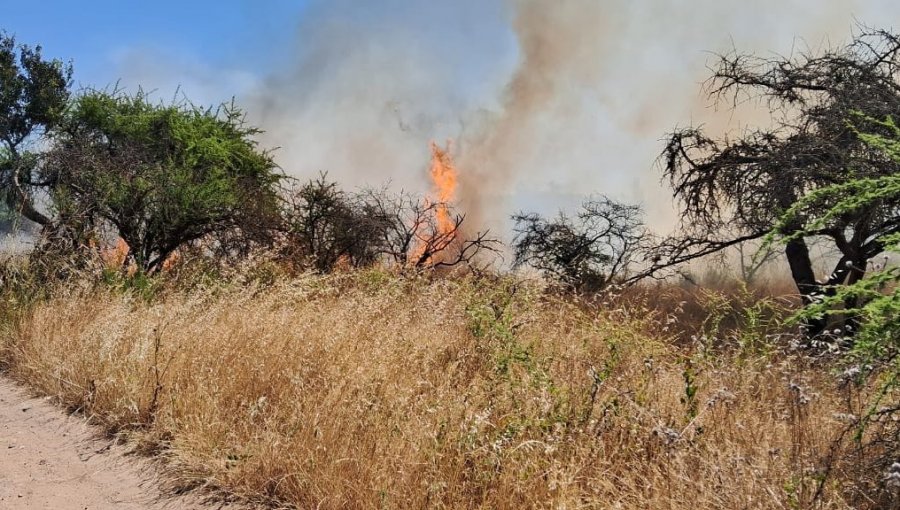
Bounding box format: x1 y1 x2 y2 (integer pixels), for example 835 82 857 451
768 119 899 505
0 32 71 227
646 28 900 334
45 90 282 273
357 188 500 269
512 197 645 291
281 175 390 272
773 117 900 345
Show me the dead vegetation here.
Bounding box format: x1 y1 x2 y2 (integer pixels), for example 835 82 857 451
0 269 895 509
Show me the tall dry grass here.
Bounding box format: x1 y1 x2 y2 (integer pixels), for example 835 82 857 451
0 270 888 508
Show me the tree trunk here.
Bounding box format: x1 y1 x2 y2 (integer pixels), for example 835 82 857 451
8 170 51 226
783 238 829 339
784 238 818 302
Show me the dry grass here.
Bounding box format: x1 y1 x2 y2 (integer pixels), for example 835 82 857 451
0 270 889 508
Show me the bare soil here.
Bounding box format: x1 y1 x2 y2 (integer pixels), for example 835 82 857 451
0 377 233 510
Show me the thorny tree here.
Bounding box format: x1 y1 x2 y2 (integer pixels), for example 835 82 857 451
47 90 282 274
282 183 500 272
513 197 645 291
281 175 389 272
0 32 71 227
357 188 501 270
645 28 900 337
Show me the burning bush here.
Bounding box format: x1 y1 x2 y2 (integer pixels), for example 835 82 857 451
280 144 500 273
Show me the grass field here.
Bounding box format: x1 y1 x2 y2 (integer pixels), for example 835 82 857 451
1 268 892 509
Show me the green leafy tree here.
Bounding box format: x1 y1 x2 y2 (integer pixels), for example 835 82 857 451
0 31 72 226
45 90 282 273
769 117 899 507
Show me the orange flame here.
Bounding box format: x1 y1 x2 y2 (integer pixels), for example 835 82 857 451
98 238 179 273
161 250 180 272
100 238 130 269
408 141 460 267
428 140 458 235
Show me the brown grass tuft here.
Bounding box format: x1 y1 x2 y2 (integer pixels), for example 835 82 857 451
0 270 889 508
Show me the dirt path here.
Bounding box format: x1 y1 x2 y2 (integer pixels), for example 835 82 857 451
0 378 235 510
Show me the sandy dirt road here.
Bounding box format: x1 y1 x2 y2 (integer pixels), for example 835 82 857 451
0 377 235 510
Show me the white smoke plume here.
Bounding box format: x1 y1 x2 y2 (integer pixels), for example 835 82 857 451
123 0 900 237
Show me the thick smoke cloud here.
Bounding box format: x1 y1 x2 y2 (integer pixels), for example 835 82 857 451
128 0 898 237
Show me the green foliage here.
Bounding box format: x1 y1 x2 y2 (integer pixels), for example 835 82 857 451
0 31 72 226
464 279 577 436
0 32 71 143
98 266 161 302
762 114 900 252
693 285 790 355
655 30 900 335
768 118 900 480
768 116 900 358
47 90 282 273
466 279 539 381
680 360 699 420
766 119 900 492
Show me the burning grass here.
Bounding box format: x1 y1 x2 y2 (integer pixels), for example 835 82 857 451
0 270 892 508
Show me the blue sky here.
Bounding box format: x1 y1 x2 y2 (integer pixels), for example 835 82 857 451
3 1 310 91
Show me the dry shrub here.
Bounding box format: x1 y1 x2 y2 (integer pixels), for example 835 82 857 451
0 271 889 509
618 277 799 348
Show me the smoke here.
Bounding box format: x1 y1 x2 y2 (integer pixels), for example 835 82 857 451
248 1 516 195
242 0 895 237
454 0 619 231
455 0 877 233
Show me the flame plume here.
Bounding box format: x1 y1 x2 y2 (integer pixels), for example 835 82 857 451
409 141 460 267
428 140 458 235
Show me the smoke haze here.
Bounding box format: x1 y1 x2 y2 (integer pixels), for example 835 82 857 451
113 0 900 236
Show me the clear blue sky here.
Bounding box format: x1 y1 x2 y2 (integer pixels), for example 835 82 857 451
2 1 311 90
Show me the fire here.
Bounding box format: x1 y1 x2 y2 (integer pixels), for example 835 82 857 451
409 140 460 267
100 238 130 269
428 140 458 235
161 250 180 272
97 238 179 273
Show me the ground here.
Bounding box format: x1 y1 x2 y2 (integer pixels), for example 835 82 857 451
0 377 232 510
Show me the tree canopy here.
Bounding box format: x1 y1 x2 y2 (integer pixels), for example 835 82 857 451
46 91 282 273
512 197 645 291
649 28 900 334
0 31 71 226
769 116 900 349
